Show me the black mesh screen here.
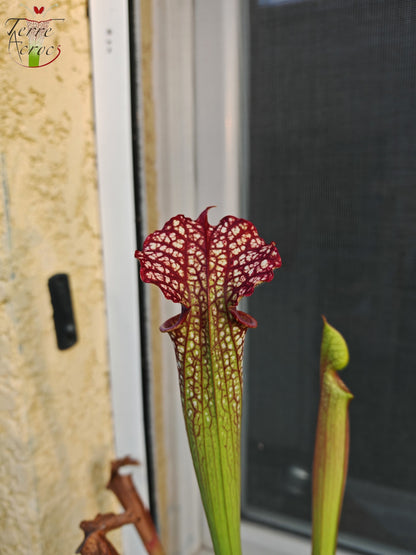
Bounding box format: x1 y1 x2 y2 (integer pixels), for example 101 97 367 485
243 1 416 553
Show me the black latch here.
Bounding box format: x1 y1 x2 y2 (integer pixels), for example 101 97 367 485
48 273 77 350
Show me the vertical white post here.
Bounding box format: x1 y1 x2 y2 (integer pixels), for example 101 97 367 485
194 0 242 221
89 2 149 554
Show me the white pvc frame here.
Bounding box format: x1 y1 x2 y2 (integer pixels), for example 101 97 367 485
89 2 149 554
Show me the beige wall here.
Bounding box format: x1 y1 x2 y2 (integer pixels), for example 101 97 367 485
0 1 118 553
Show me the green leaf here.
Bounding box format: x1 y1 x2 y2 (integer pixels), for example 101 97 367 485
312 317 353 555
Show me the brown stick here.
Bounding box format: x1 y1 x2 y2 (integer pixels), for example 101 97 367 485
107 457 165 555
76 512 134 554
77 457 165 555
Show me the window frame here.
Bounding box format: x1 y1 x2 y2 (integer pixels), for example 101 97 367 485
89 1 149 554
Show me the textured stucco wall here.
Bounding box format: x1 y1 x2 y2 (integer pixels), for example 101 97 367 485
0 1 118 553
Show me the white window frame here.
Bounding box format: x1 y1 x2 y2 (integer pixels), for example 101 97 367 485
89 2 149 554
90 0 355 553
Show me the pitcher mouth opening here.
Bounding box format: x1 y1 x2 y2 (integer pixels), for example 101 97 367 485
160 305 190 333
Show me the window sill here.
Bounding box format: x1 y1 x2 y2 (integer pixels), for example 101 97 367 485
197 520 354 555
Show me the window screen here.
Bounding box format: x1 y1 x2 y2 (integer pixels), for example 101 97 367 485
242 1 416 553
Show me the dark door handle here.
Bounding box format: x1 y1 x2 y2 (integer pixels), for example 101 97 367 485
48 273 77 350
